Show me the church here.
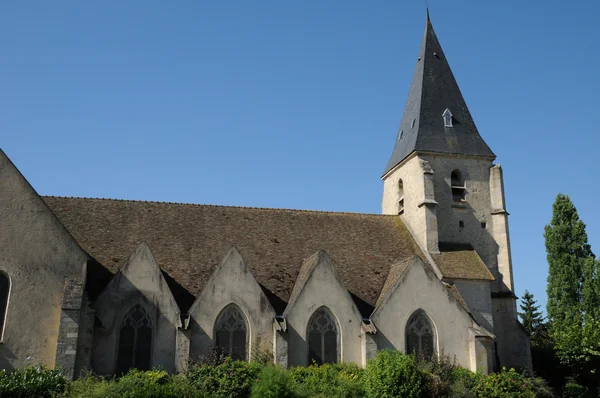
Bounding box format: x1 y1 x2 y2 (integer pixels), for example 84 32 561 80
0 12 531 379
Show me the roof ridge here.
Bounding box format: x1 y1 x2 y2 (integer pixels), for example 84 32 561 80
41 195 392 217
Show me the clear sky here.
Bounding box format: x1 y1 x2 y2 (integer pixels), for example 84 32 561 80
1 1 598 314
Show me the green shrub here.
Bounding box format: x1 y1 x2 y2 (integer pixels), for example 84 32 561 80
65 369 197 398
251 366 295 398
186 357 261 397
417 352 462 397
64 374 110 398
288 362 363 398
562 379 592 398
0 366 68 398
470 367 553 398
447 367 484 397
363 350 425 398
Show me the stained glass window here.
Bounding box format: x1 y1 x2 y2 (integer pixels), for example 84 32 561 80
308 307 339 365
215 304 248 361
406 310 436 359
116 304 153 373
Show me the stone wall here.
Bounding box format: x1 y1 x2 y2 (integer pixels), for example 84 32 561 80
0 150 88 371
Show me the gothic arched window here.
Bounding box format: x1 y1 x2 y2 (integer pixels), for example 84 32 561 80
405 310 436 359
308 307 339 365
116 304 153 373
451 169 466 202
215 304 248 361
0 272 10 340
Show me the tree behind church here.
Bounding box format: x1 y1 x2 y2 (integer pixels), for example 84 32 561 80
518 290 543 341
544 193 600 392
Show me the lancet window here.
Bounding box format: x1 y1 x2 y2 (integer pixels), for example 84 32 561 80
116 304 153 373
215 304 248 361
398 179 405 215
405 310 436 359
308 307 339 365
0 272 9 340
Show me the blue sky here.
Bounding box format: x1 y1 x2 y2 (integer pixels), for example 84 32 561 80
1 1 598 314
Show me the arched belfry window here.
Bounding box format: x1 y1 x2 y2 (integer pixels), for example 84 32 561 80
398 179 405 215
0 272 10 340
451 169 466 202
405 310 436 359
116 304 153 373
215 304 248 361
308 307 339 365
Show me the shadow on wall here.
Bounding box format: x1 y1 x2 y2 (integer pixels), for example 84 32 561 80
0 345 16 372
91 273 179 375
285 323 305 367
443 200 504 290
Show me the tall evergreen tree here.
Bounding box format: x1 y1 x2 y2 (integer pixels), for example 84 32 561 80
544 193 600 381
544 194 592 330
518 290 543 338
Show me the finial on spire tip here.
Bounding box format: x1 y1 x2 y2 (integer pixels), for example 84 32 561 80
426 2 430 22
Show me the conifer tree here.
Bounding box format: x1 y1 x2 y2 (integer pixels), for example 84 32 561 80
544 194 592 330
544 194 600 377
518 290 543 337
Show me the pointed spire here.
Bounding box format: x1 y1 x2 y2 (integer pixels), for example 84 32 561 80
383 12 495 176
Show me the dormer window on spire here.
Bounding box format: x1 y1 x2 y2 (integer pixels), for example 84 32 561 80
442 109 453 127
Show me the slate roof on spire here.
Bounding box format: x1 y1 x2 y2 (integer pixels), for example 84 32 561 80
383 12 495 176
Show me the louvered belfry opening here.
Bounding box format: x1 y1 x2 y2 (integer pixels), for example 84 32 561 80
116 304 153 373
308 307 339 365
406 310 436 359
215 304 248 361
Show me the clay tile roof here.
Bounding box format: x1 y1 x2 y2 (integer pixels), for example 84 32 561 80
432 243 495 281
42 197 426 315
375 257 413 308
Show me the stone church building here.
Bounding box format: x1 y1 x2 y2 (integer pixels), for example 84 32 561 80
0 13 530 379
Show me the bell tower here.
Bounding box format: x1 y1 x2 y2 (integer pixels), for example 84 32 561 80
381 10 529 368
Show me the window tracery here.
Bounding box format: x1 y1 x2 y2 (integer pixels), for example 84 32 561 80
406 310 436 359
215 304 248 361
116 304 153 373
308 307 339 364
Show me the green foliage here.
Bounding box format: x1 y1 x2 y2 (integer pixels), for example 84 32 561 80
251 366 295 398
65 370 197 398
0 366 68 398
518 290 544 338
363 350 424 398
544 194 600 391
288 362 363 398
2 356 561 398
470 367 554 398
562 379 593 398
186 357 261 397
449 367 484 397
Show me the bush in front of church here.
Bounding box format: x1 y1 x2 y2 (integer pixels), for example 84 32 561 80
186 356 261 397
0 366 67 398
65 369 197 398
363 350 425 398
470 367 554 398
288 362 364 398
250 365 295 398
